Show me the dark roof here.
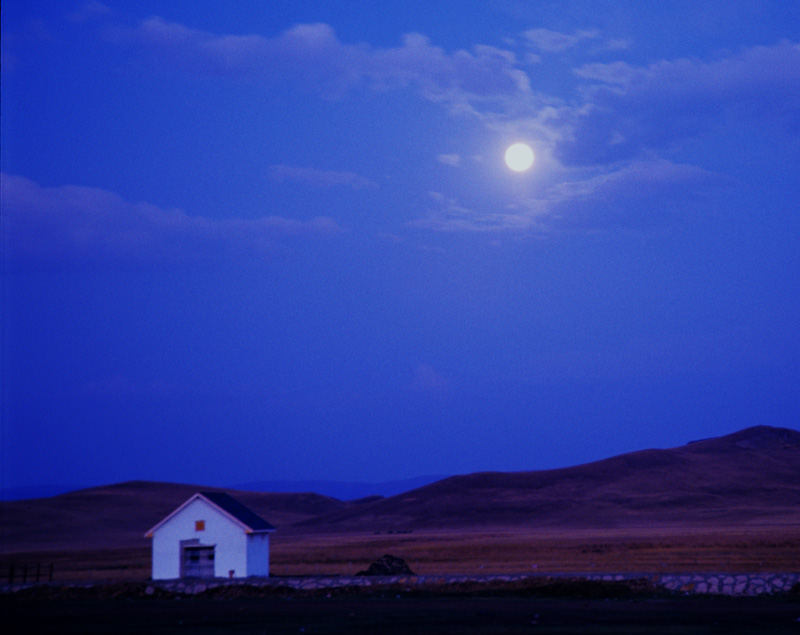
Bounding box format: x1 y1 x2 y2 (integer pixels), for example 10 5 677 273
200 492 275 531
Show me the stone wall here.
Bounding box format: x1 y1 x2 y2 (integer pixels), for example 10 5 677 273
653 572 798 595
4 571 798 597
146 571 798 596
581 572 799 595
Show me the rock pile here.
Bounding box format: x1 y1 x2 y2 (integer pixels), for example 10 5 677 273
357 554 415 576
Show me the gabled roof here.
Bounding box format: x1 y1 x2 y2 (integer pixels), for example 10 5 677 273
145 492 276 537
199 492 275 531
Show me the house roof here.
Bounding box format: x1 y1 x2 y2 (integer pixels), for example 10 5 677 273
144 492 276 537
198 492 276 532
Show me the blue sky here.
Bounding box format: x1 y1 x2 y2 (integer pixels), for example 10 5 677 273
2 1 799 493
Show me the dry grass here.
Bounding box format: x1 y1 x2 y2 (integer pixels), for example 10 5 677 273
4 427 797 584
3 524 798 582
2 547 151 583
269 525 800 576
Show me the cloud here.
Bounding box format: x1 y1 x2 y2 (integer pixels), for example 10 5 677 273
560 41 800 165
111 17 532 111
545 159 729 230
1 174 341 270
412 191 545 233
437 153 462 167
366 36 532 112
268 165 377 189
523 28 598 53
98 17 799 234
413 159 726 233
605 38 631 51
120 19 364 97
103 16 800 149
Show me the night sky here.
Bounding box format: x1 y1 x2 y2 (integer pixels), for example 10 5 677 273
2 1 799 495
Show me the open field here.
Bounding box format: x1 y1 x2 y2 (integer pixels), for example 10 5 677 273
2 428 798 632
270 525 800 577
2 427 797 584
4 524 799 582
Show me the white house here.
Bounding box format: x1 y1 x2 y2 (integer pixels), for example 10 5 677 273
145 492 276 580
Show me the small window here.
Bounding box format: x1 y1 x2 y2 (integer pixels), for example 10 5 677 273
195 520 205 531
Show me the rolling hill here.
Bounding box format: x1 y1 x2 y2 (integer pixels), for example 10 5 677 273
290 425 800 532
0 480 346 552
1 425 798 553
230 475 447 501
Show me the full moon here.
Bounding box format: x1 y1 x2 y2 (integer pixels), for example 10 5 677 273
505 143 534 172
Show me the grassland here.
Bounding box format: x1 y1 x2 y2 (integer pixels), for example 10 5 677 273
3 426 798 584
270 525 800 577
5 524 799 583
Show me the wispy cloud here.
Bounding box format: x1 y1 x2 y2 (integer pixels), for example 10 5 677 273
97 16 800 234
268 165 377 189
1 174 341 270
437 153 462 167
109 18 532 111
114 19 363 97
366 36 531 113
545 160 729 230
413 191 544 233
413 159 726 233
523 28 599 53
99 16 800 151
561 41 800 165
605 38 631 51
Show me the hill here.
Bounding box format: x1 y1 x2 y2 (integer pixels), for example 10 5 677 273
290 425 800 532
0 480 345 552
230 475 447 501
1 426 797 554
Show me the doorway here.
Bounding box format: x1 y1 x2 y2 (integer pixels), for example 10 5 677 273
181 543 215 578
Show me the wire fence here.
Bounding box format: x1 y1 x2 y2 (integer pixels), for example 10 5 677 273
3 562 54 583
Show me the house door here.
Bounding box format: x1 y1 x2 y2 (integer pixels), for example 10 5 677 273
182 544 215 578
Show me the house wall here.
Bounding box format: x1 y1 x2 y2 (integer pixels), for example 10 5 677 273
151 498 249 580
246 532 271 577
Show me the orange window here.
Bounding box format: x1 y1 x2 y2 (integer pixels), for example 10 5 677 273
195 520 205 531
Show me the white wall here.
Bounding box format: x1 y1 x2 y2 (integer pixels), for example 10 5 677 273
151 498 249 580
246 532 270 577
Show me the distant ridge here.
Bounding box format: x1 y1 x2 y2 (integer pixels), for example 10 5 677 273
230 475 448 501
0 484 87 502
1 426 798 552
291 425 800 532
0 480 345 552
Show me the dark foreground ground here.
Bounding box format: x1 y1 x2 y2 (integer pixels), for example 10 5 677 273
4 583 800 634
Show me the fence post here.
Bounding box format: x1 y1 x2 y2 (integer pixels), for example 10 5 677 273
4 562 54 584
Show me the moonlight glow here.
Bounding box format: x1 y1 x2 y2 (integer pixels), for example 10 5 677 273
505 143 534 172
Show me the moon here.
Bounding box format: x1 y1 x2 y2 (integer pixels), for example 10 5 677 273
505 143 534 172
